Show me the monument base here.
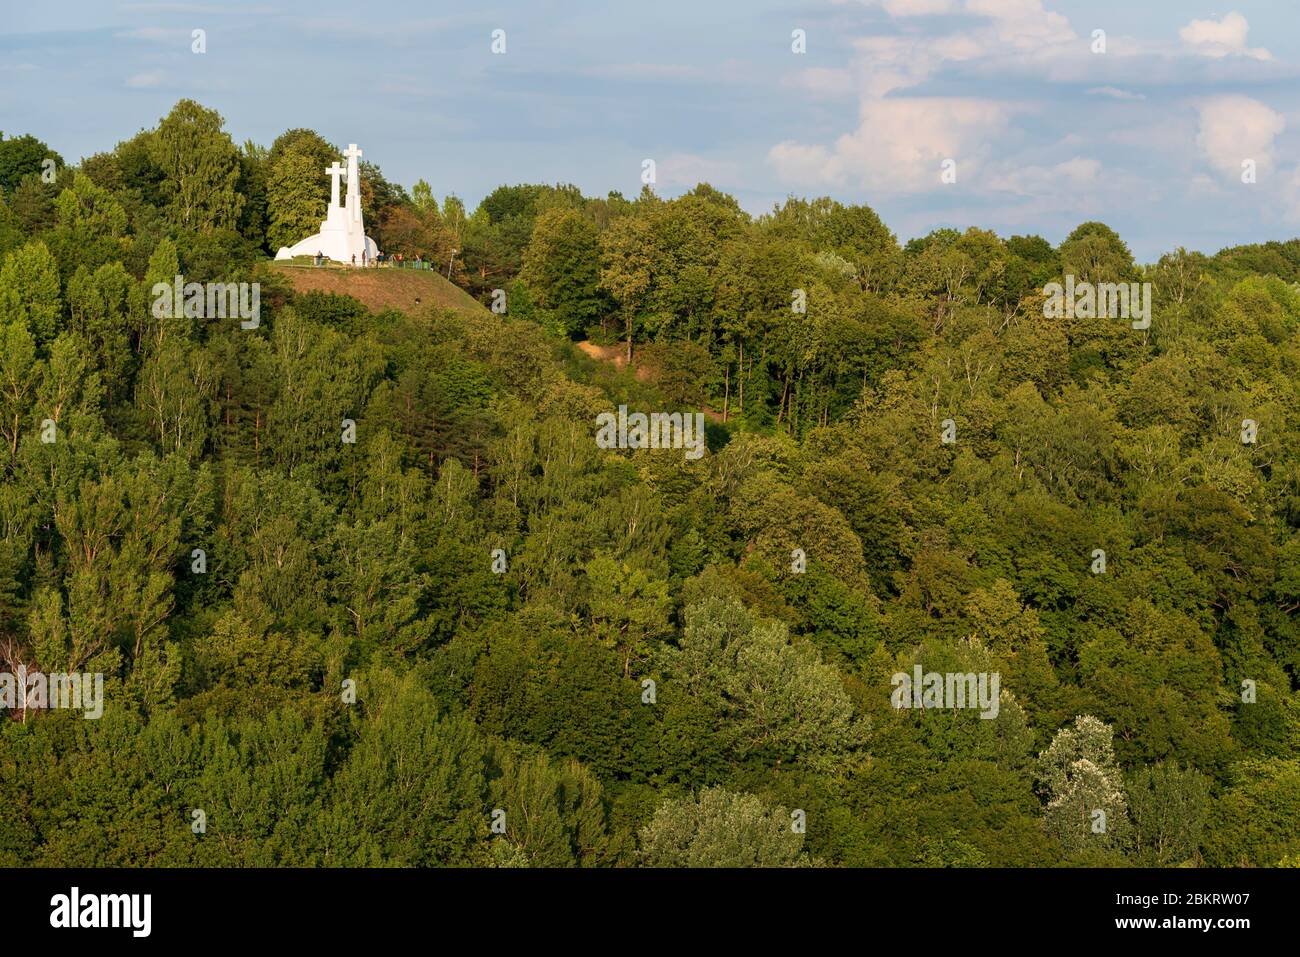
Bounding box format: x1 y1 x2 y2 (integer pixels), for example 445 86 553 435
275 229 379 264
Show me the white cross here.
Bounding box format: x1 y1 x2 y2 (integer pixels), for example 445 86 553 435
344 144 364 223
325 161 345 206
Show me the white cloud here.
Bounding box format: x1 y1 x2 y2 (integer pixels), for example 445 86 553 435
846 2 1076 97
782 0 1291 229
1086 86 1145 101
879 0 956 15
114 26 192 42
1281 164 1300 220
1179 11 1271 61
787 67 855 98
767 141 837 186
1195 95 1284 178
849 36 945 97
125 71 165 88
773 0 1071 192
965 0 1074 50
770 97 1010 192
986 157 1100 196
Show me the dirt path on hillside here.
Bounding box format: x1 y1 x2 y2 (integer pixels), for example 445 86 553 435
575 340 725 422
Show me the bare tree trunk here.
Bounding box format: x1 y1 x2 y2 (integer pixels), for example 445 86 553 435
738 341 745 412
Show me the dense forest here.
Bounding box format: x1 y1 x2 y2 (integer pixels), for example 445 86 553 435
0 99 1297 867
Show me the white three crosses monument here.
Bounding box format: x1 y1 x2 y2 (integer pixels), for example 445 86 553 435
275 143 381 264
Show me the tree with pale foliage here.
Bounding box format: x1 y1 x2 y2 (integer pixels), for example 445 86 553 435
663 596 862 770
1037 715 1131 855
639 787 807 867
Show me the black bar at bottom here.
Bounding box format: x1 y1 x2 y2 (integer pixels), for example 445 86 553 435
6 866 1286 944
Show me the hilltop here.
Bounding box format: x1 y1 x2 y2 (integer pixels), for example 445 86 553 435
270 261 489 318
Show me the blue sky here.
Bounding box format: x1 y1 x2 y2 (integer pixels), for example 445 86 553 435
5 1 1300 260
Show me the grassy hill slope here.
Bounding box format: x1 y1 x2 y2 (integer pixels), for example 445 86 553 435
270 261 488 317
